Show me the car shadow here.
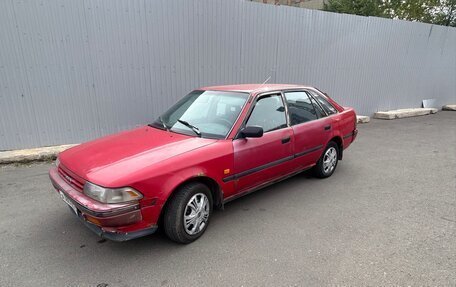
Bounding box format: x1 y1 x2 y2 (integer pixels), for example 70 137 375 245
105 169 321 248
37 167 340 258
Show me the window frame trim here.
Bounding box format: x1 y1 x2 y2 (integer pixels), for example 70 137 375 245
307 91 329 119
307 89 339 116
234 91 290 140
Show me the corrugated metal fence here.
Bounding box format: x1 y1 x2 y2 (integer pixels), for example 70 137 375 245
1 0 455 150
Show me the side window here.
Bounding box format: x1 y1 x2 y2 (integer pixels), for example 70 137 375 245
246 95 287 133
284 92 318 125
311 91 337 115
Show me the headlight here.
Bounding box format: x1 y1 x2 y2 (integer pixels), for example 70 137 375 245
55 157 60 167
83 182 143 204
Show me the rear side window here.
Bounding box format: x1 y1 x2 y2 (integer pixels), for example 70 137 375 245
246 94 287 132
310 91 337 115
309 96 326 118
284 92 318 125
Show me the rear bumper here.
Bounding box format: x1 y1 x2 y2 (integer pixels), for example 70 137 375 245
343 129 358 145
352 129 358 141
49 166 157 241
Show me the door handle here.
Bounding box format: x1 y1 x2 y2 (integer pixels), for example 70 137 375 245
281 136 291 144
324 125 331 131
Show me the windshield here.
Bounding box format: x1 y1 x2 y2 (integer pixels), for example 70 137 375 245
150 90 249 139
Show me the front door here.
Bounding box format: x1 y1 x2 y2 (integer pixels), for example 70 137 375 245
232 93 295 192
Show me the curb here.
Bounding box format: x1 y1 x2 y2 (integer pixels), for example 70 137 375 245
442 104 456 111
374 108 438 120
0 144 78 165
356 115 370 123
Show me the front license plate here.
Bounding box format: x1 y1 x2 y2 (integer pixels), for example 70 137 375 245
59 191 78 215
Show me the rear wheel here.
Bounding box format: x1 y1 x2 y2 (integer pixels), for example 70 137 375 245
163 182 213 244
314 142 339 178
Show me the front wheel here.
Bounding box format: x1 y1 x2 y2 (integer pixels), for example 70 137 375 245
313 142 339 178
163 182 213 244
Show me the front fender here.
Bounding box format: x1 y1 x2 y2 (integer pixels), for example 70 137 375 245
129 140 235 222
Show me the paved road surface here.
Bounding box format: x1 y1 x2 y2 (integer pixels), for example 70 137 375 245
1 112 455 286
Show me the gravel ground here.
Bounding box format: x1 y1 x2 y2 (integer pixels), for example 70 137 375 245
0 111 455 286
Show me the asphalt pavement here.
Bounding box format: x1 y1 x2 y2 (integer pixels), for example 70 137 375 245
1 111 455 286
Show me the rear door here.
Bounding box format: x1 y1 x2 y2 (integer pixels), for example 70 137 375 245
232 93 295 192
310 90 355 146
283 90 333 168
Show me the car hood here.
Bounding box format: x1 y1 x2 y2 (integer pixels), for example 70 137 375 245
59 126 217 185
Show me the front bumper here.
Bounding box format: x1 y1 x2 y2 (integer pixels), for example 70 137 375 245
76 212 157 241
49 167 157 241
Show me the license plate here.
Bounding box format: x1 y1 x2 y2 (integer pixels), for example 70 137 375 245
59 191 78 215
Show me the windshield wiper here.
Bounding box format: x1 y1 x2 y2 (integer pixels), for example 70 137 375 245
158 116 169 131
177 119 201 137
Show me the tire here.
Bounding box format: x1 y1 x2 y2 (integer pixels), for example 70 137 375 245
313 141 339 178
163 182 213 244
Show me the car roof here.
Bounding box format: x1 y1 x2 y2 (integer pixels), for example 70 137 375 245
200 84 313 94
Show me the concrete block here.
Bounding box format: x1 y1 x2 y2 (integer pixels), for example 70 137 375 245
356 115 370 123
442 104 456 111
374 108 438 120
0 144 77 164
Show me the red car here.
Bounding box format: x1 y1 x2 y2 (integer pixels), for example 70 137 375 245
49 84 357 243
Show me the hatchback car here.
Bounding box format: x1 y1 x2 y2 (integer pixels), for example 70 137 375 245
49 84 357 243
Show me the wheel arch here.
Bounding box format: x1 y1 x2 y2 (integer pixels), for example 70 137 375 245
329 136 343 160
158 175 223 226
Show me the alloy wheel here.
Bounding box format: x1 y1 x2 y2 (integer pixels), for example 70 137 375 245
322 147 337 174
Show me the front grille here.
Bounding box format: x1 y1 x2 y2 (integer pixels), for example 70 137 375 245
58 166 85 192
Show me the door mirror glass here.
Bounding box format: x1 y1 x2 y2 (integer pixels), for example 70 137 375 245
240 126 263 138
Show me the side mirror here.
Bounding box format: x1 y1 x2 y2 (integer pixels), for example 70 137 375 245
240 126 263 138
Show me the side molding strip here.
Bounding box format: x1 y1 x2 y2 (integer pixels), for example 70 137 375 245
223 155 294 182
294 145 323 158
223 145 323 182
343 133 352 139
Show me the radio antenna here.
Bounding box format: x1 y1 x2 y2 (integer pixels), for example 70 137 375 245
260 75 271 86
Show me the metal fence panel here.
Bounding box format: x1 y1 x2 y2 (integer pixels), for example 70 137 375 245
0 0 455 150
